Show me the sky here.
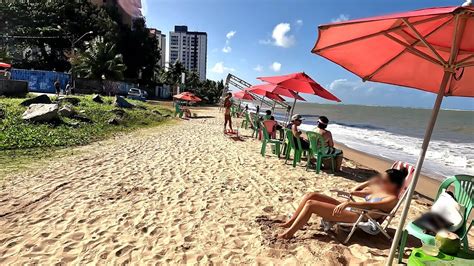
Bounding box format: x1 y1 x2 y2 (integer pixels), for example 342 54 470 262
144 0 474 110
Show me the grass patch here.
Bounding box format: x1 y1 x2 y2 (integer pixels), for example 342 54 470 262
0 94 172 151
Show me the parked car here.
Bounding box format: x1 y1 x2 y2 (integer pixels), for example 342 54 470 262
127 88 147 101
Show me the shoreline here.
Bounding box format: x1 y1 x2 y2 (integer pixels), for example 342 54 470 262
335 142 441 200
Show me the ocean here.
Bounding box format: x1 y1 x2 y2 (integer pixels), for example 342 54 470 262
252 102 474 180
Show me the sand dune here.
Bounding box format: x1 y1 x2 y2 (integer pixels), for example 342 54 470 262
0 107 472 265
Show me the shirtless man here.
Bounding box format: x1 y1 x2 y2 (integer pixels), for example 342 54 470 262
223 92 233 133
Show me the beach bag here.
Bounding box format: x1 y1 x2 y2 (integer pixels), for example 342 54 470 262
431 191 465 232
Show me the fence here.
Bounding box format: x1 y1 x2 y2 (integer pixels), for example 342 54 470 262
75 79 136 95
10 69 71 93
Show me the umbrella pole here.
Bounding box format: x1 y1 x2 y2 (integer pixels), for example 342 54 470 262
287 98 297 123
386 70 451 265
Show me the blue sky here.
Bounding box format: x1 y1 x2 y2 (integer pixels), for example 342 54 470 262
144 0 474 110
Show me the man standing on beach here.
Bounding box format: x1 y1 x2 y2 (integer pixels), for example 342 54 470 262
54 79 61 96
223 92 233 133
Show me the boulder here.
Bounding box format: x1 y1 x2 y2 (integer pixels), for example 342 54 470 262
107 117 121 125
72 114 92 123
110 108 126 118
58 105 76 118
58 97 81 106
22 104 59 122
20 94 52 106
92 94 104 103
114 96 134 109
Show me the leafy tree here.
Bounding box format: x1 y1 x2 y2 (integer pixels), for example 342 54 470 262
0 0 118 71
71 37 126 81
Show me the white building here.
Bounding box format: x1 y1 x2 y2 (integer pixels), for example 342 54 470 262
149 28 166 68
169 26 207 80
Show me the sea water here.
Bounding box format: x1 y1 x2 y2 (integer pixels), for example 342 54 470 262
255 102 474 180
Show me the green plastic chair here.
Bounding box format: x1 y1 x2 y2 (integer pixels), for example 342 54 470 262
174 103 184 118
260 125 283 158
230 106 237 118
284 128 309 167
398 175 474 263
251 114 261 139
306 131 337 174
241 112 250 129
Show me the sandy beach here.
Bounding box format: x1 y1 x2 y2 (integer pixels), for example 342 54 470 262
0 107 472 265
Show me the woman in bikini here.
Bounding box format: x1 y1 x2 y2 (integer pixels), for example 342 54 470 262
277 168 407 239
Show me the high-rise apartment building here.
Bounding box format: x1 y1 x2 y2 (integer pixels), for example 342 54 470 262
148 28 166 69
169 26 207 80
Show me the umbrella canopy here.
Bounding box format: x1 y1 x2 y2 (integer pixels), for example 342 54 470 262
173 92 202 102
245 87 285 102
313 6 474 97
233 90 255 101
312 5 474 265
249 84 306 101
0 62 11 68
257 72 341 102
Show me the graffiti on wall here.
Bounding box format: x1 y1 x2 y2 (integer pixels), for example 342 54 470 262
10 69 70 93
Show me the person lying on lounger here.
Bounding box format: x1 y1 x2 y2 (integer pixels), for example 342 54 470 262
277 168 407 239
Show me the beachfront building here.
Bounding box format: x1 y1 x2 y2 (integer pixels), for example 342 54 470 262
90 0 143 27
149 28 167 69
169 26 207 80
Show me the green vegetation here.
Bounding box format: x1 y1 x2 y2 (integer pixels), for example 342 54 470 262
0 95 172 150
71 36 126 81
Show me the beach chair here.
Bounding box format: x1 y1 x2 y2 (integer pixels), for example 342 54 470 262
241 112 251 129
262 120 277 139
174 103 184 118
333 161 415 244
261 125 283 158
397 174 474 262
250 114 262 139
284 128 310 167
306 131 337 174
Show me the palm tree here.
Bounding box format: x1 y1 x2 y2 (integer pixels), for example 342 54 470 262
71 36 126 81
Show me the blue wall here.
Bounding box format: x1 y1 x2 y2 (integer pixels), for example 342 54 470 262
11 69 71 93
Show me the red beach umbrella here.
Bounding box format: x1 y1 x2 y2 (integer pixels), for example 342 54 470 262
173 92 202 102
249 84 306 101
313 5 474 264
245 87 285 102
257 72 341 102
0 62 11 68
233 90 255 101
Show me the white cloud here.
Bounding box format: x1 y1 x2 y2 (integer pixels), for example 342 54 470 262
272 23 295 48
331 14 350 23
226 30 236 39
253 65 263 72
270 62 282 72
211 62 235 74
260 23 295 48
222 30 237 53
296 19 303 26
222 46 232 53
329 79 366 91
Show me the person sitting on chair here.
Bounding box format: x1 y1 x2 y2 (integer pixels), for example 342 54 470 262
290 114 310 150
276 168 407 239
314 116 343 171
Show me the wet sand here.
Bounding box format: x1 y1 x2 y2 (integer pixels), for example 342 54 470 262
0 107 471 264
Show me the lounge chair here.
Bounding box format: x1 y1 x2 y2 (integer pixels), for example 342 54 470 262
397 174 474 263
332 161 415 244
